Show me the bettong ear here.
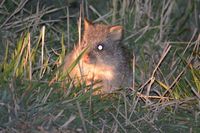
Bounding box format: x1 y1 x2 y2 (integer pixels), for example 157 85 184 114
84 18 93 31
109 26 123 41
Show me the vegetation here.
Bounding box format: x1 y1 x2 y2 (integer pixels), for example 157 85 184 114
0 0 199 132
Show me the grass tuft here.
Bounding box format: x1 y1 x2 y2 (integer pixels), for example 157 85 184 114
0 0 200 132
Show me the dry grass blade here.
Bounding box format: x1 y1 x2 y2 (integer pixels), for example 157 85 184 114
67 6 70 49
112 105 142 133
0 0 29 28
13 32 29 77
110 112 127 133
132 53 135 91
76 101 87 133
60 115 76 129
137 92 170 100
162 69 185 97
112 0 117 24
27 33 32 80
42 87 53 104
39 26 46 79
146 43 171 97
89 5 109 24
9 79 20 118
0 0 200 132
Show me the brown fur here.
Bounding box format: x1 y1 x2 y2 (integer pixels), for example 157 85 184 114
63 19 132 94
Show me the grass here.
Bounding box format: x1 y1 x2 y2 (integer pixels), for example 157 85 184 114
0 0 200 132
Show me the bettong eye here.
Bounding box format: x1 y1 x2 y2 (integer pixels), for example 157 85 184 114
97 43 104 51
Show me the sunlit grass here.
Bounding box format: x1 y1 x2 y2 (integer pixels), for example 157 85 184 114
0 0 200 132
